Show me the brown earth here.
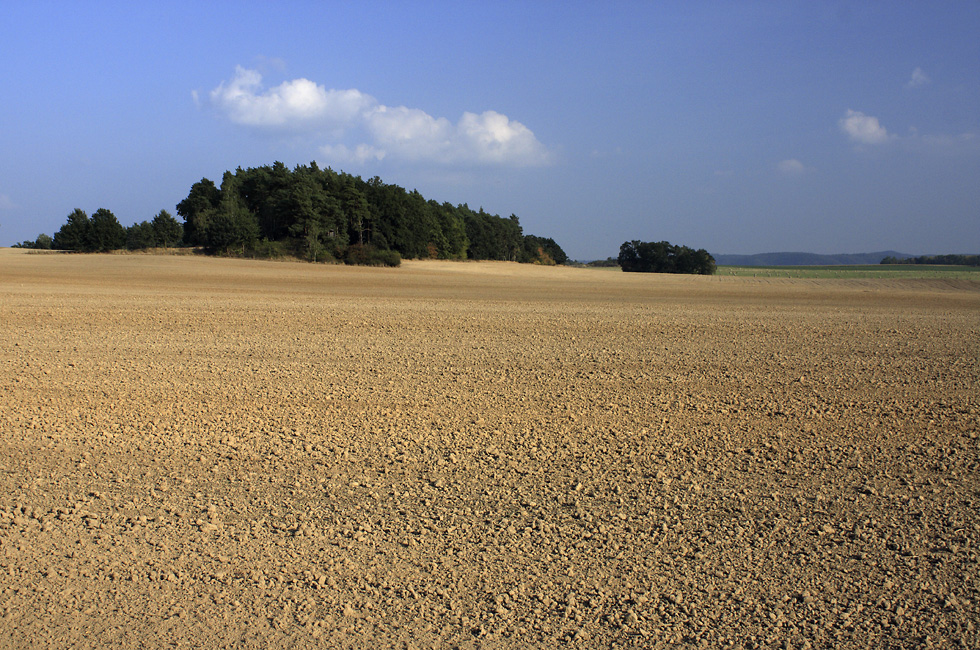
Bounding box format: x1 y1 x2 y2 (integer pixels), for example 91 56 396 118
1 248 978 649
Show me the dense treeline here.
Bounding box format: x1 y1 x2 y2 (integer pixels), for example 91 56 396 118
880 254 980 266
15 162 567 266
14 208 183 252
618 240 716 275
176 162 566 265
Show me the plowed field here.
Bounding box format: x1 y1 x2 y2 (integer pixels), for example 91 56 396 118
2 249 978 648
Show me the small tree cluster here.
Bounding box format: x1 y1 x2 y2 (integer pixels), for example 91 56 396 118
12 233 53 250
618 240 716 275
43 208 183 252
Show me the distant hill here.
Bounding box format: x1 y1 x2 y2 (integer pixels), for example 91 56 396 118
714 251 916 266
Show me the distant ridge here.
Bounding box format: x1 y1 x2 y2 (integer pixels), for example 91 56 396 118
714 251 916 266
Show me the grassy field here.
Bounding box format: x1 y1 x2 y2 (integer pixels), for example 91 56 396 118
718 264 980 279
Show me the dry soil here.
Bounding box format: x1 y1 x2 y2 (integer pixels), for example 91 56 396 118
1 249 978 649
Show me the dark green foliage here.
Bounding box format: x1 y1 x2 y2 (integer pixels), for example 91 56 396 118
248 238 291 260
881 254 979 266
88 208 126 252
18 164 562 264
173 162 563 265
152 210 183 247
519 234 568 265
44 207 181 253
461 209 523 260
618 240 716 275
198 172 260 254
344 244 401 267
199 206 259 254
177 178 221 246
12 233 53 249
50 207 125 252
52 208 92 250
342 181 372 246
118 210 184 251
125 220 157 250
432 201 469 259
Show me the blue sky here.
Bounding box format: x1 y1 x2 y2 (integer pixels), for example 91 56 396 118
1 1 978 259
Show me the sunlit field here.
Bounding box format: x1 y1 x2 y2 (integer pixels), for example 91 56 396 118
2 249 978 649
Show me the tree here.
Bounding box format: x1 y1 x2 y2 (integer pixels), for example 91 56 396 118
151 210 183 247
433 201 468 259
125 220 157 250
342 182 372 246
52 209 91 251
200 206 259 254
200 171 259 254
177 178 220 246
88 208 126 252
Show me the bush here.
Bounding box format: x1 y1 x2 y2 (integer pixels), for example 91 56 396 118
248 238 290 260
344 244 401 267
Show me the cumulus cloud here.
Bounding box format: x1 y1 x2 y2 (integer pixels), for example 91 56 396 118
210 66 373 129
839 109 892 145
365 105 454 161
209 66 551 167
776 159 806 175
906 67 930 89
457 110 549 165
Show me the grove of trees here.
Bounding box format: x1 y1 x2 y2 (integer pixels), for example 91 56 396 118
175 162 566 265
18 162 568 268
617 240 716 275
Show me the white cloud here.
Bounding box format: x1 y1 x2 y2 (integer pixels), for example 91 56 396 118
209 66 551 167
210 66 373 129
456 110 551 165
906 67 930 89
0 193 15 210
839 109 892 145
776 159 806 175
365 105 455 161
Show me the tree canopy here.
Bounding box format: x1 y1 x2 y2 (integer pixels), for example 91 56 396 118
618 240 716 275
175 163 566 264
